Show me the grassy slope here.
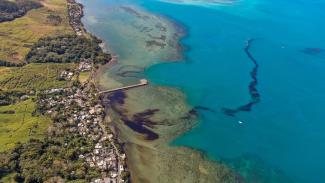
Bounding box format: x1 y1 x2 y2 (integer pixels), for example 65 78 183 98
0 63 76 91
0 99 51 152
0 63 76 154
0 0 75 156
0 0 73 64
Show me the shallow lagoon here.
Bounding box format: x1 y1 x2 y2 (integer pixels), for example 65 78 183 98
81 0 325 182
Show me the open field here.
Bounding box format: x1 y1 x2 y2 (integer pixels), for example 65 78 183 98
79 71 91 84
0 63 76 91
0 99 51 152
0 0 73 64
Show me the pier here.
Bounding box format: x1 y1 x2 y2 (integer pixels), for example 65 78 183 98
98 79 149 94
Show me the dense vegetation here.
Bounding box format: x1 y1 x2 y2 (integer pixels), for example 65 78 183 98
46 14 63 26
0 0 42 23
0 90 28 106
0 0 73 64
0 60 25 67
0 137 100 182
26 35 111 64
0 0 112 181
0 88 102 182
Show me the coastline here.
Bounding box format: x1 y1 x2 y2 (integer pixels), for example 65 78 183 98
67 0 132 182
76 1 245 182
3 0 324 182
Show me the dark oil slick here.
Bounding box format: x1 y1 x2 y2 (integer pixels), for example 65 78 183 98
104 91 159 140
222 39 260 116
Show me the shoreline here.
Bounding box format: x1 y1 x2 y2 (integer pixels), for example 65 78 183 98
68 0 132 182
77 0 244 182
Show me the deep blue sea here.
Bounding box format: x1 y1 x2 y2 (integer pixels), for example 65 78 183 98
81 0 325 182
145 1 325 182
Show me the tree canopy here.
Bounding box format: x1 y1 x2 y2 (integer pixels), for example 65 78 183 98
26 34 111 64
0 0 42 23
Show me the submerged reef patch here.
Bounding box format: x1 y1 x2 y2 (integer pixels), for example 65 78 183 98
222 38 260 116
115 65 145 79
223 154 293 183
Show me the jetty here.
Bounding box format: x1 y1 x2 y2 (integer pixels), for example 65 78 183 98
99 79 149 94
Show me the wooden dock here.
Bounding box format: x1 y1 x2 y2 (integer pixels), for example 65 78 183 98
98 79 148 94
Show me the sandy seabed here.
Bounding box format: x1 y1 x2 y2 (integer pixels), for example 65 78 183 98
89 3 242 183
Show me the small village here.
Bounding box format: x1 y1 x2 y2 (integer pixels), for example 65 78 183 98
56 2 129 182
0 0 129 182
1 0 130 182
38 87 129 183
37 58 129 183
67 0 85 36
59 60 92 81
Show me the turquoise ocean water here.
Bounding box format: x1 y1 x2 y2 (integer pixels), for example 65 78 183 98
81 0 325 182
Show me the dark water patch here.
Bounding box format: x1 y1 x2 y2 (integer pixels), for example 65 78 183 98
181 109 198 120
222 38 261 116
120 6 150 20
136 25 153 33
146 40 167 48
115 65 145 78
104 91 159 140
121 109 160 140
116 70 143 78
194 105 216 113
133 109 160 118
123 119 159 140
133 109 160 128
107 90 127 105
117 65 145 72
148 34 167 41
301 47 325 55
189 108 198 116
